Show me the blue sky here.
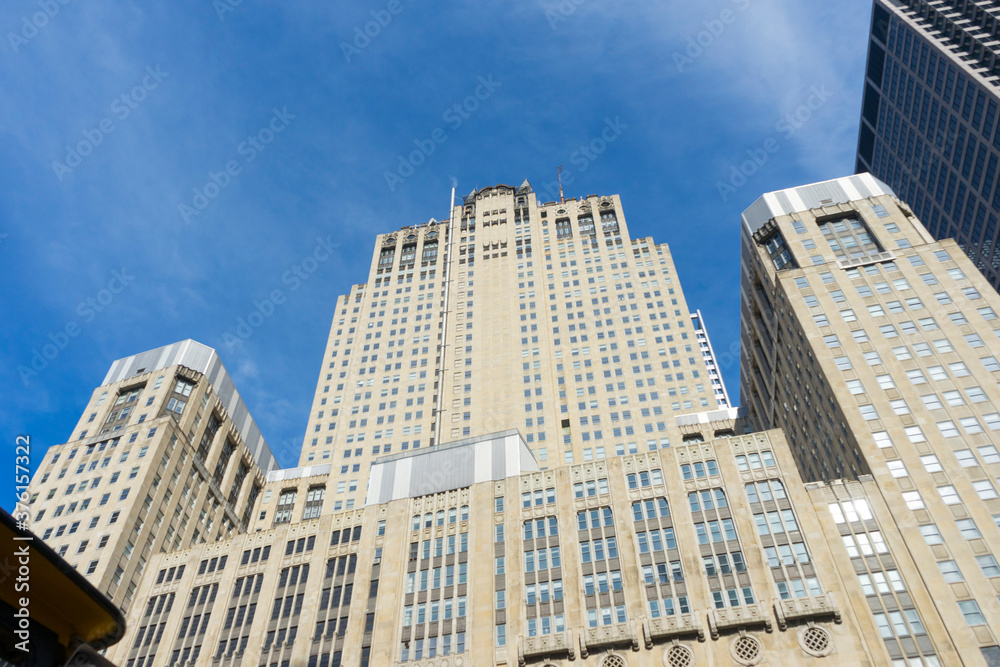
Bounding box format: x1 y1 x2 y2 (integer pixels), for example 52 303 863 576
0 0 872 511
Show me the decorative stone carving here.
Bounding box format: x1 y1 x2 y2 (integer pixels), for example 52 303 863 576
707 602 773 640
579 621 640 658
642 612 706 647
729 633 764 666
798 624 834 657
774 594 841 631
517 630 575 666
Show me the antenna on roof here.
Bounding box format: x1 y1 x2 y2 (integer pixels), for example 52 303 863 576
557 166 565 204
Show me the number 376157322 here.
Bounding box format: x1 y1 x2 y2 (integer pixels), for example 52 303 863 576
13 436 31 526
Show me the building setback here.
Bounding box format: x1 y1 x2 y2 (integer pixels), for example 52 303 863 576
855 0 1000 290
741 173 1000 665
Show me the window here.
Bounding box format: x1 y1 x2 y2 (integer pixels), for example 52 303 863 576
922 394 944 410
573 478 609 497
976 555 1000 578
302 486 325 520
959 600 986 626
973 480 999 500
937 421 960 438
938 486 961 505
920 455 942 473
819 216 883 260
274 489 297 524
919 524 943 545
902 491 924 510
955 450 979 467
627 469 665 487
858 570 905 595
983 356 1000 372
938 563 963 585
828 499 872 523
979 446 1000 464
886 460 908 478
956 518 981 540
632 498 670 521
966 387 988 403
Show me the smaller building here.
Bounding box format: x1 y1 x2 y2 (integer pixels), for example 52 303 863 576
27 340 277 613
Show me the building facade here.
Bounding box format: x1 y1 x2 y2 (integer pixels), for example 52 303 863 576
25 340 278 614
741 173 1000 665
855 0 1000 289
107 422 949 667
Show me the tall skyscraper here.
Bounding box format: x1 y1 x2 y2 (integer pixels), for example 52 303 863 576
25 179 1000 666
855 0 1000 289
741 173 1000 665
295 182 728 512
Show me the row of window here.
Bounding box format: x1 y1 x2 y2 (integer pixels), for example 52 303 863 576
411 506 469 529
401 597 467 625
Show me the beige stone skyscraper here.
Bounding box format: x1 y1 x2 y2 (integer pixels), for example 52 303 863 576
293 182 728 514
741 173 1000 665
25 340 278 614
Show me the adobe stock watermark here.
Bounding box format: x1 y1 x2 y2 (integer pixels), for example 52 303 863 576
537 117 628 202
18 268 134 385
51 66 169 182
222 236 339 351
713 339 743 375
178 107 295 224
545 0 587 30
716 84 834 202
212 0 246 21
340 0 415 63
6 0 72 55
384 76 502 192
673 0 751 73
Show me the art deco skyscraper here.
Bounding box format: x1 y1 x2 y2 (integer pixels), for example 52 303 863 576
293 182 730 513
741 173 1000 664
855 0 1000 289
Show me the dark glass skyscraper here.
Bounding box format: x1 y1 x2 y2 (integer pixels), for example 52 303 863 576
855 0 1000 289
